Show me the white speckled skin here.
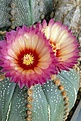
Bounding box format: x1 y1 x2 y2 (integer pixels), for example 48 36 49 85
0 0 53 29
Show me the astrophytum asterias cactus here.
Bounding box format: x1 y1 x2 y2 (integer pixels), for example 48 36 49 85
0 0 53 29
0 0 80 121
0 69 80 121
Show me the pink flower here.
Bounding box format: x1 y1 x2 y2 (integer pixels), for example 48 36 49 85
36 19 79 71
0 26 58 88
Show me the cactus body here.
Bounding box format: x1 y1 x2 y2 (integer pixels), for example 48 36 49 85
0 69 80 121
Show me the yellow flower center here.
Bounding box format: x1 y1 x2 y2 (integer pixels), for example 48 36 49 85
23 54 34 66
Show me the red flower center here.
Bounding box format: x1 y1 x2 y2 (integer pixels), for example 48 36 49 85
17 49 39 70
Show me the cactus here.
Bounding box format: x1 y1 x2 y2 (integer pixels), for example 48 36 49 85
0 69 80 121
0 0 53 29
0 0 80 121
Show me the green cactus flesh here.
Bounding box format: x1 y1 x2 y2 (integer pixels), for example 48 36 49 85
0 69 80 121
0 0 53 28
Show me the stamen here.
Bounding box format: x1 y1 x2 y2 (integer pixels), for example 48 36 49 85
23 54 34 66
50 41 60 54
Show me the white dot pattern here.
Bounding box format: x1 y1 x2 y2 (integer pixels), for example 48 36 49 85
0 78 27 121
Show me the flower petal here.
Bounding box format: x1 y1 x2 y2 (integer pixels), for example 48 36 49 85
40 19 79 71
0 25 58 88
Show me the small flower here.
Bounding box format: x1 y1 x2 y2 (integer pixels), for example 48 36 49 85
0 26 58 88
36 19 79 71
